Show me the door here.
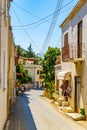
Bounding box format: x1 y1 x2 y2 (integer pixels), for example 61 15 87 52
77 21 82 58
75 76 81 112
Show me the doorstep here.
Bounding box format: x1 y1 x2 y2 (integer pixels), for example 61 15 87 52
57 106 85 121
66 113 86 121
42 96 86 122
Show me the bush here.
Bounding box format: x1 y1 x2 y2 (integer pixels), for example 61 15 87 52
80 108 85 115
43 81 55 99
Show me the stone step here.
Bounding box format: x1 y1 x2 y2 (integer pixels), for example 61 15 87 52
58 98 65 106
66 113 86 121
54 101 58 107
62 106 74 113
62 101 69 107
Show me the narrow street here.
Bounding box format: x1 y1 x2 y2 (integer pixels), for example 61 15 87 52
5 89 86 130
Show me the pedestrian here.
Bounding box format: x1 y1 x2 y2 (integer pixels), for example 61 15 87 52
21 84 25 96
16 86 19 96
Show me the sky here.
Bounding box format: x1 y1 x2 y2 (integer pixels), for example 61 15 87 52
10 0 79 55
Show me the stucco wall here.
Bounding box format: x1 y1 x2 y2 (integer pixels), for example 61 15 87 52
28 67 35 82
24 64 42 88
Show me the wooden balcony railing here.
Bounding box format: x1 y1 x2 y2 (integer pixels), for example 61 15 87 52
62 43 77 62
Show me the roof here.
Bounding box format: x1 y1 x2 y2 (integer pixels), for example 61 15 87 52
60 0 86 28
19 56 35 61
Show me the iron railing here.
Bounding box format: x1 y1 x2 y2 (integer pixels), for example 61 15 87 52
62 43 77 61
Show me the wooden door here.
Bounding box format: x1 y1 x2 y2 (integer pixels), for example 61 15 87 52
75 76 81 112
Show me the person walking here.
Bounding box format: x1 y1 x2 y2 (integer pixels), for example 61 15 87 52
21 84 25 96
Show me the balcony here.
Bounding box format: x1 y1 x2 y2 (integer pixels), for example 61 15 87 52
62 43 84 63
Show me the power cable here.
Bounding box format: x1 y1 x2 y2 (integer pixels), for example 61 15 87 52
40 0 63 53
12 2 40 19
12 5 75 30
11 7 40 51
11 0 73 28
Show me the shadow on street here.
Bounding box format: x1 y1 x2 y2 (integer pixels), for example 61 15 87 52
4 91 37 130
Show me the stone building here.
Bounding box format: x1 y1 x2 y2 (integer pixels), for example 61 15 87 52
19 57 43 88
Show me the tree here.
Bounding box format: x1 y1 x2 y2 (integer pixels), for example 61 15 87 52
27 44 35 58
17 45 22 58
16 45 27 57
42 46 61 86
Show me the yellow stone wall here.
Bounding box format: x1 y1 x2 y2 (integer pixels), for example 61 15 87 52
0 0 15 129
7 16 15 115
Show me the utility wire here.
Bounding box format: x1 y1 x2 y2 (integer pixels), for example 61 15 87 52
40 0 63 53
12 5 75 31
11 0 73 28
11 7 40 51
12 2 41 19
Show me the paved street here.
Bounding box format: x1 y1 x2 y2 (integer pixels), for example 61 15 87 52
5 89 87 130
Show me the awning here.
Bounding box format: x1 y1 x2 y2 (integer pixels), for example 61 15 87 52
57 71 71 80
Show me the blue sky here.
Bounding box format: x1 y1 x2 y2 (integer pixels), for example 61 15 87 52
10 0 79 54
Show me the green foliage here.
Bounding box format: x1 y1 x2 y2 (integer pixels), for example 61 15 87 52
17 45 22 57
16 62 32 83
42 46 60 97
80 108 85 115
27 44 35 58
42 46 61 83
16 45 28 57
16 44 35 58
44 81 55 99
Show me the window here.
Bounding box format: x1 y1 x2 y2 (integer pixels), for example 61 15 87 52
78 21 82 44
77 21 82 58
37 70 39 75
64 33 68 45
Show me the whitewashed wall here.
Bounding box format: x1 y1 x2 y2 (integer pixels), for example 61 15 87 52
61 2 87 115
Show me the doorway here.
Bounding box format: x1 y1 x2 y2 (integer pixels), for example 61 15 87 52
75 76 81 112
